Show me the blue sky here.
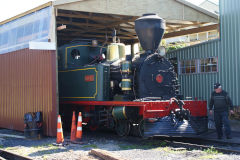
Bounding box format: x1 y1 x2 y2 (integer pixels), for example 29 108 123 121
0 0 219 22
0 0 50 22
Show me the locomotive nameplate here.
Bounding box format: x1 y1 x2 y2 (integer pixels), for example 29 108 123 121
85 75 95 82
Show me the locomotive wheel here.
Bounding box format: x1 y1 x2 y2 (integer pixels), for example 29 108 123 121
131 120 144 137
136 120 144 137
129 120 144 137
129 123 136 136
115 120 130 137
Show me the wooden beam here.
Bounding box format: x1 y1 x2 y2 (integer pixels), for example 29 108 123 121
125 22 134 27
163 24 218 38
166 22 207 32
60 28 135 38
58 33 137 39
57 12 136 22
57 25 67 30
166 21 206 25
59 27 133 37
89 149 126 160
57 17 135 29
57 20 108 28
61 28 109 33
58 37 106 43
119 26 134 29
58 12 208 29
58 36 132 45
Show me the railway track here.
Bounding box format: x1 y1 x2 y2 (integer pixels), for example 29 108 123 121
0 149 32 160
79 130 240 155
152 136 240 154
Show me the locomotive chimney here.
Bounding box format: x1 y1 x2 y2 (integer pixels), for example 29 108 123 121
135 13 165 54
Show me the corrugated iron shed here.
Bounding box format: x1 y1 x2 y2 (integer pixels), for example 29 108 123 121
0 49 57 136
0 0 220 136
167 0 240 106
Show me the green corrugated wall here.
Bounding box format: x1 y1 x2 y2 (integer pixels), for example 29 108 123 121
167 0 240 106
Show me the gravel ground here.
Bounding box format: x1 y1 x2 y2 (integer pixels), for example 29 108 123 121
0 129 240 160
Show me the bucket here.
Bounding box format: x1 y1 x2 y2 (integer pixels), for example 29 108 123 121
24 112 43 139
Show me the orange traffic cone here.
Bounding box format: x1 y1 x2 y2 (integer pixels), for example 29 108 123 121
76 112 82 140
70 111 76 142
56 115 64 144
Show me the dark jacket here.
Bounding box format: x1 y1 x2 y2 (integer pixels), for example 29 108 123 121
209 90 233 112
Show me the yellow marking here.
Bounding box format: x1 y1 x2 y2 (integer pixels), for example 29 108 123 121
122 79 131 82
94 72 98 97
59 68 98 98
122 87 131 90
59 68 96 72
121 69 131 73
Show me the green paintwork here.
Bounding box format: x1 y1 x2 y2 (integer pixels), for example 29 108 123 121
121 79 131 91
121 61 131 73
58 41 110 101
59 64 110 101
166 0 240 106
58 42 105 70
112 106 127 119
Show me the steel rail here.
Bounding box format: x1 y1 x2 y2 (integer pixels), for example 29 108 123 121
0 149 32 160
167 140 240 154
153 136 240 154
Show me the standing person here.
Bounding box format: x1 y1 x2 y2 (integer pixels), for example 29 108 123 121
209 83 234 139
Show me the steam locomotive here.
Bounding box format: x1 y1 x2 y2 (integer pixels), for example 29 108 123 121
58 14 208 137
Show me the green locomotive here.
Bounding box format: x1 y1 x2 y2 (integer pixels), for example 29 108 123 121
58 14 208 137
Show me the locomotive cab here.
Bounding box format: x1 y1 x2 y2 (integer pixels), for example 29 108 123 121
58 39 110 101
58 39 106 69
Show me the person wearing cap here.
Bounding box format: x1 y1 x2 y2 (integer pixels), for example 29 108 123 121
209 83 234 139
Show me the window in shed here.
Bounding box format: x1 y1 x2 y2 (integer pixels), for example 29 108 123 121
178 57 218 75
178 60 197 74
199 57 218 73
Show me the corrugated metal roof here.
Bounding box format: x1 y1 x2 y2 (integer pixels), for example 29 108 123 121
0 48 57 136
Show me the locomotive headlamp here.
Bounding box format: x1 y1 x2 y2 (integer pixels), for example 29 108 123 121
159 46 166 56
92 40 98 47
156 74 163 83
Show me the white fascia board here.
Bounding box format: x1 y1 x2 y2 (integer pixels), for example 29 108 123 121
29 42 56 50
53 0 87 6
